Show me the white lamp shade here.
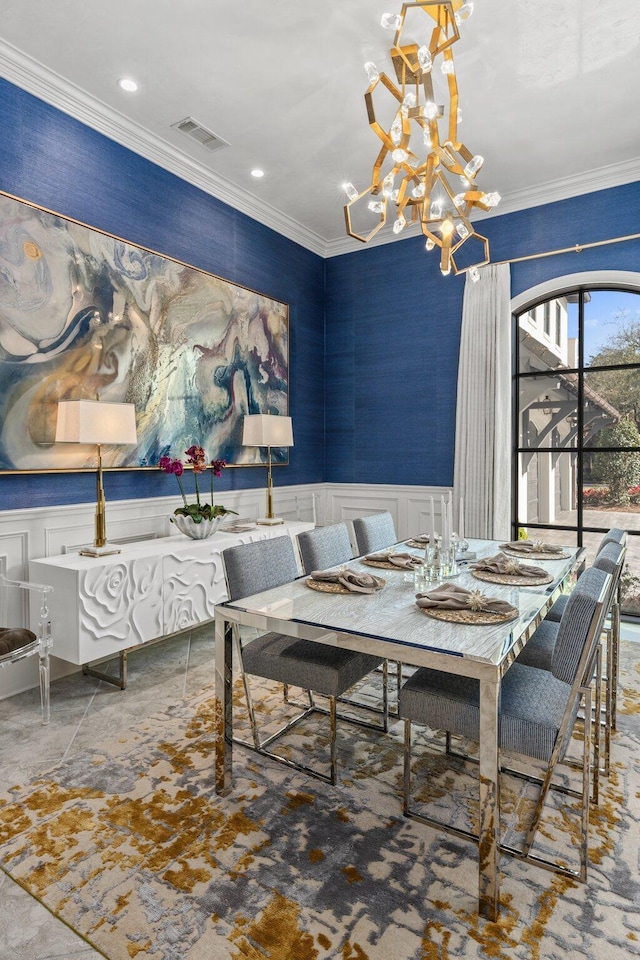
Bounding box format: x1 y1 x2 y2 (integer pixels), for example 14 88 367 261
55 400 138 445
242 414 293 447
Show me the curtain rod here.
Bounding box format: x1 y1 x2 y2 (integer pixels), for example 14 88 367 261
490 230 640 268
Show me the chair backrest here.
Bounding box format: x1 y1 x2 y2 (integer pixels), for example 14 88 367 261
222 535 299 602
551 566 609 685
598 528 627 552
352 512 397 555
593 541 625 577
552 567 611 763
297 523 353 574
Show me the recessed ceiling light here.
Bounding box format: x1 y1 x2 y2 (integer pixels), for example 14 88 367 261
251 169 265 178
117 78 138 93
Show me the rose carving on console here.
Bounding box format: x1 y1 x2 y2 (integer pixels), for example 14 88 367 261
159 445 237 539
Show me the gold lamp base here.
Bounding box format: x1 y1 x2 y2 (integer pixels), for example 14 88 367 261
79 443 122 557
255 447 285 525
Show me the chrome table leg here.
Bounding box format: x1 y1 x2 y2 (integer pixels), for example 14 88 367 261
215 616 233 796
478 678 500 921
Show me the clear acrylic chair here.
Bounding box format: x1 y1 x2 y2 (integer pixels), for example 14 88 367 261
0 574 53 724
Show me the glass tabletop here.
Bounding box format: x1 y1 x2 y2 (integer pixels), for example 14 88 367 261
220 538 581 669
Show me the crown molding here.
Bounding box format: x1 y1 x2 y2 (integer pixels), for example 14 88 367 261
0 39 328 257
2 39 639 263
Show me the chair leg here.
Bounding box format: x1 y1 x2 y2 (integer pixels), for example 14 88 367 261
403 718 412 816
329 696 337 785
522 752 561 859
382 660 389 733
522 682 591 878
38 646 50 726
603 624 613 777
580 685 592 883
611 600 620 732
233 628 261 749
592 643 602 805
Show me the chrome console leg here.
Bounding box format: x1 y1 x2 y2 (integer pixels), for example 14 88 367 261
82 650 128 689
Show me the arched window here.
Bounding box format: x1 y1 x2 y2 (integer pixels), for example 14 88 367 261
514 285 640 616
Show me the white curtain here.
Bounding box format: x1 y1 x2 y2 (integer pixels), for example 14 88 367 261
454 262 512 540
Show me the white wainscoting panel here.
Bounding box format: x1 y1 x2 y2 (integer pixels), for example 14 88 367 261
0 480 449 702
324 483 450 543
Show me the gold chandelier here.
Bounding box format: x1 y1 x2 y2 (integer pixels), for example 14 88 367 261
343 1 499 279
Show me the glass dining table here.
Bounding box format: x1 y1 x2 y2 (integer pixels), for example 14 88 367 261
214 536 584 921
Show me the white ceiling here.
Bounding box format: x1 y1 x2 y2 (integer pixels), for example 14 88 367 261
1 0 639 257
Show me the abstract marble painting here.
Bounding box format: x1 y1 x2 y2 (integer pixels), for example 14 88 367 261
0 192 288 472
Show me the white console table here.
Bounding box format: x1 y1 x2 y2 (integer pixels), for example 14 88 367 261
29 521 313 687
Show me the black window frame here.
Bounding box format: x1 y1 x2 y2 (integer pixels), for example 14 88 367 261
512 285 640 618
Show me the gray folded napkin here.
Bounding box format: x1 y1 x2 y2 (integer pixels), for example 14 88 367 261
408 534 431 545
500 540 563 555
366 551 422 569
415 582 518 618
473 553 548 579
310 569 383 594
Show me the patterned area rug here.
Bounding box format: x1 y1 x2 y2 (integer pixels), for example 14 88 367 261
1 644 640 960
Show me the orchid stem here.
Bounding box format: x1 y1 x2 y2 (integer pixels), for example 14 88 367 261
176 474 188 509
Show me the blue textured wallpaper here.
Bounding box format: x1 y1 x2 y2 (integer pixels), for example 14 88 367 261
325 238 463 485
0 79 325 509
325 180 640 486
0 78 639 505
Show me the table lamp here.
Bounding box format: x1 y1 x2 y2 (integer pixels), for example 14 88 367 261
55 399 138 556
242 414 293 525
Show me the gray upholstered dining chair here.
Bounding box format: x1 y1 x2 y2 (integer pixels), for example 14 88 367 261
399 566 610 883
517 539 626 784
334 516 405 707
0 574 53 724
297 522 390 719
352 512 397 556
297 522 353 574
222 534 387 785
546 529 627 624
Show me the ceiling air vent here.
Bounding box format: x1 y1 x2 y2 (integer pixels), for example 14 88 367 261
171 117 229 153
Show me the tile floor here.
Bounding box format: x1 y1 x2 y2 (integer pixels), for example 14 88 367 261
0 624 217 960
1 619 639 960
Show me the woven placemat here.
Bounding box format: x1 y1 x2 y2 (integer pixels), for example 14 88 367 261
472 569 553 587
419 606 518 625
405 539 430 550
305 576 385 595
362 558 419 571
502 548 570 561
